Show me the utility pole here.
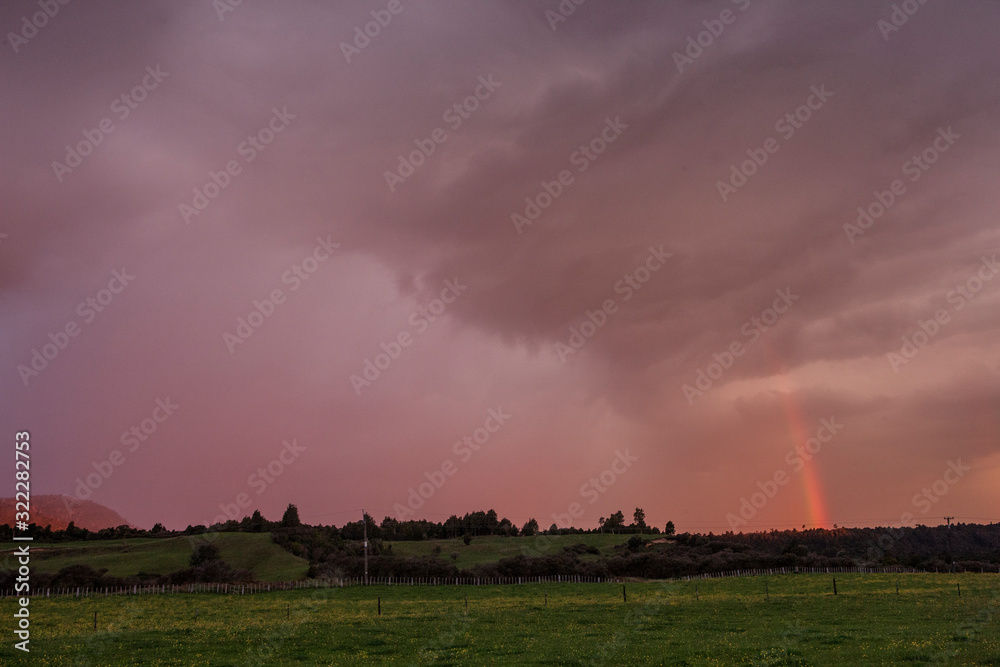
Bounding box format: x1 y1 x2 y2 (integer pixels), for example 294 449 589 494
362 509 369 586
944 517 954 573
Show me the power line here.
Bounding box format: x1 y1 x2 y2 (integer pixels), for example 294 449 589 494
944 516 954 573
362 509 369 586
294 502 998 531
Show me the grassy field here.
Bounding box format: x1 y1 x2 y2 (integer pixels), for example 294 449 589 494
0 573 997 665
385 533 632 568
3 532 630 581
3 533 308 582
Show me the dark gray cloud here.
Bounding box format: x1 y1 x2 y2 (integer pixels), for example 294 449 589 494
2 0 998 531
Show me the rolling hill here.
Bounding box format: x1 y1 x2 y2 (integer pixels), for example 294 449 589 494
0 494 131 531
3 532 309 582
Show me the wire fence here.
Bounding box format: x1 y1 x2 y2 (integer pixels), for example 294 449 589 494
4 564 988 599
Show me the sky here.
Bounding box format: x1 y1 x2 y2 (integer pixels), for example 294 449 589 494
2 0 998 533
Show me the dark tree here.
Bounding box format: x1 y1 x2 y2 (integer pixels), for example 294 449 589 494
521 518 539 537
249 510 267 533
633 508 647 530
281 503 301 528
665 520 675 536
485 509 499 535
605 511 626 532
497 517 516 536
189 543 221 566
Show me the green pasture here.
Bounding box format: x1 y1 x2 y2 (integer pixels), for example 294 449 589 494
2 533 308 583
384 533 632 568
1 573 997 665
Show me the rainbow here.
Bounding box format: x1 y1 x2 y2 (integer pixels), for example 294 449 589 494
779 390 832 528
765 348 832 529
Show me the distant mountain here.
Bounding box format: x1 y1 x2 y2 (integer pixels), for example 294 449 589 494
0 494 132 531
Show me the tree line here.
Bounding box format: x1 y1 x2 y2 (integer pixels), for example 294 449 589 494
0 505 672 543
3 506 997 587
